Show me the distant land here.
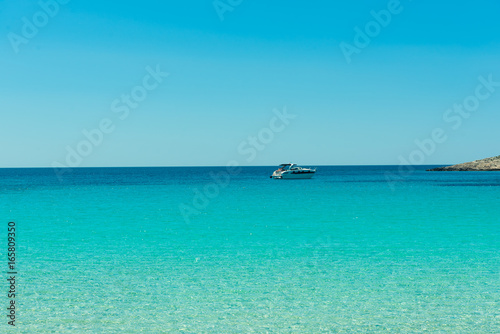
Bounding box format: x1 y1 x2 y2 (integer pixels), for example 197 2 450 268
428 155 500 171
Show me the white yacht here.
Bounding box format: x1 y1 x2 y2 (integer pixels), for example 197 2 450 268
271 163 316 179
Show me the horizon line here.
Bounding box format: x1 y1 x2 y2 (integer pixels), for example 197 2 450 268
0 164 451 169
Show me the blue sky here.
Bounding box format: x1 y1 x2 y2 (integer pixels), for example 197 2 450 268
1 0 499 167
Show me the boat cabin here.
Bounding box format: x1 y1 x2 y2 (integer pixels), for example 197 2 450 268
279 163 297 171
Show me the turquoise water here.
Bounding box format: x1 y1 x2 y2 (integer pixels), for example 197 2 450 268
1 166 499 333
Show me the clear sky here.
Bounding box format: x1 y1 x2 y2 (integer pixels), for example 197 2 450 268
1 0 499 167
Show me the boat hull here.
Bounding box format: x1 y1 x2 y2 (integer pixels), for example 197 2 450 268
274 171 315 179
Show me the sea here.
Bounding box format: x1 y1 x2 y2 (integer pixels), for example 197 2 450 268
1 166 499 333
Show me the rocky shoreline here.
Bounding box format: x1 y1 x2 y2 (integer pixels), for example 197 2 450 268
427 155 500 171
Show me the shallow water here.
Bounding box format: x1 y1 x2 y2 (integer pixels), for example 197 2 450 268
1 166 499 332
